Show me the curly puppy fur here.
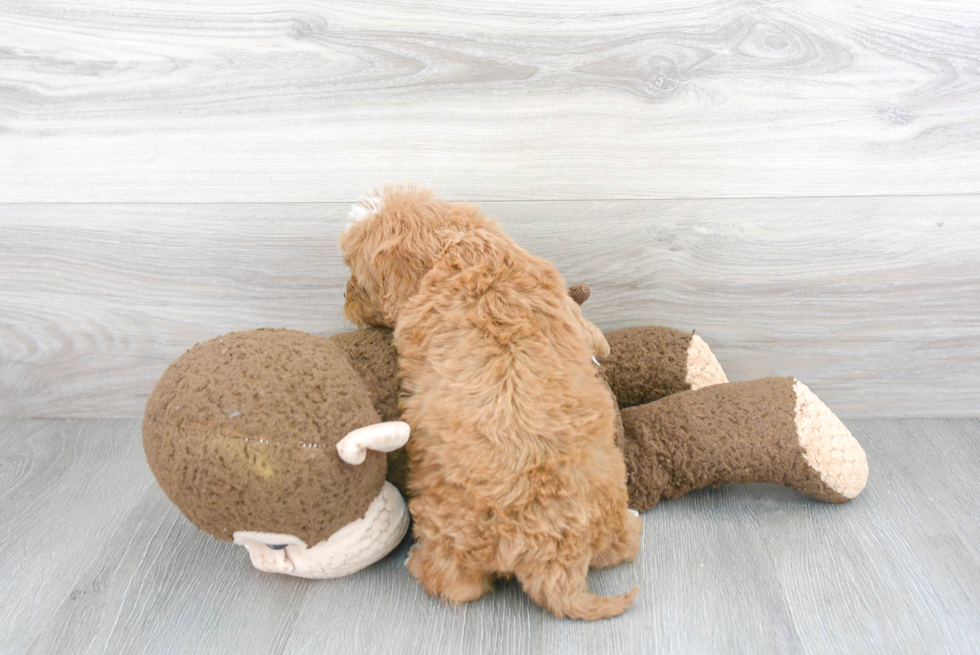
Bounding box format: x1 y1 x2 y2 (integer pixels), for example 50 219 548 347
340 185 641 620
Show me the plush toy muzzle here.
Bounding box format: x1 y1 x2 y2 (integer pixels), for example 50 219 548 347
233 480 408 578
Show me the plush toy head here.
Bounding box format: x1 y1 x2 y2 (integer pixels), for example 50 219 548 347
143 328 410 578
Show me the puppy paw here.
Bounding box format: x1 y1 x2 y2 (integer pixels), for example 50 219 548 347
584 320 611 358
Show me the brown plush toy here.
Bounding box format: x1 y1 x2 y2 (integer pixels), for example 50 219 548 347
143 328 411 578
143 296 868 580
562 285 868 511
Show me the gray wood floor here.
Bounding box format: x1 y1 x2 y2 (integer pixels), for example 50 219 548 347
2 418 978 654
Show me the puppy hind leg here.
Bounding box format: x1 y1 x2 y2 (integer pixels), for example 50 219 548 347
514 555 638 621
406 538 493 605
591 510 643 570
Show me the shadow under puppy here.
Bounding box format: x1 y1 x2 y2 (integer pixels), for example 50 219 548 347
340 185 641 620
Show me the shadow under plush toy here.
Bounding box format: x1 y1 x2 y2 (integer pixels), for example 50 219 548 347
143 288 868 580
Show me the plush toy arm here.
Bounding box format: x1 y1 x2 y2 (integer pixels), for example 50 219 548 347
330 328 402 421
599 326 728 409
620 377 868 512
565 286 726 406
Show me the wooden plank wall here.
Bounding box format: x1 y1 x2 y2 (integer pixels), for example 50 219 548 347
1 1 978 418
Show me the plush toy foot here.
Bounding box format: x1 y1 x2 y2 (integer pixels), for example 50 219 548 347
233 481 409 579
602 326 729 408
685 334 729 390
793 380 868 501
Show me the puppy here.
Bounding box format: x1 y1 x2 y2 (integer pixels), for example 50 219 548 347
340 185 641 620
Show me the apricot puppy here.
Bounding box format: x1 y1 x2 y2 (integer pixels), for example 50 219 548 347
340 185 641 620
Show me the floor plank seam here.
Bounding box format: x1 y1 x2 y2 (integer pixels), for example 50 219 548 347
2 191 980 206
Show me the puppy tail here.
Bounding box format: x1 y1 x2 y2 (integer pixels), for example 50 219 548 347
560 586 639 621
516 561 638 620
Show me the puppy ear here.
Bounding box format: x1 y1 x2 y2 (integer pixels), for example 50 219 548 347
369 231 447 323
432 228 503 270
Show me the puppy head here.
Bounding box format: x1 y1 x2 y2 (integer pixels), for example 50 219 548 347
339 184 489 327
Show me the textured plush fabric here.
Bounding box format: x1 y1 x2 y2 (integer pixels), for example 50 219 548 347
329 328 410 494
567 284 591 306
792 380 868 500
383 448 411 500
600 326 695 409
330 328 401 422
143 329 385 545
620 377 847 512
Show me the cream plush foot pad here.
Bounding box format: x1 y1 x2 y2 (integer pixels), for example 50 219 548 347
685 335 729 390
793 380 869 500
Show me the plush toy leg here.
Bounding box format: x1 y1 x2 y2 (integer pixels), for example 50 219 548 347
620 377 868 512
600 326 728 409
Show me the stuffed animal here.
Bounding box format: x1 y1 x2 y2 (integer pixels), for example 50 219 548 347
566 284 867 510
142 328 411 579
143 295 868 579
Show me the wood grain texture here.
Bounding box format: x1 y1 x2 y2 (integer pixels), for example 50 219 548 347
1 0 979 201
749 419 980 654
2 418 979 654
0 203 348 419
2 197 978 418
0 420 154 654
